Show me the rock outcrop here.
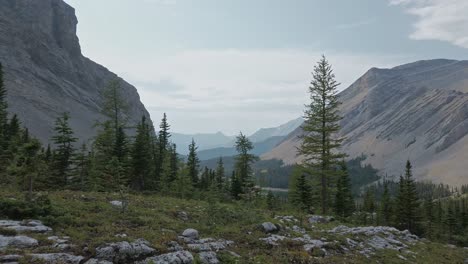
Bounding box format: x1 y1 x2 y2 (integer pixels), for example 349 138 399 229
263 59 468 185
0 0 151 143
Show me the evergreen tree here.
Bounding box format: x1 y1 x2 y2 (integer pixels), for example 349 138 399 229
187 139 200 187
159 113 171 154
215 157 225 190
334 162 354 218
72 143 90 191
363 187 376 223
0 63 9 157
234 132 258 195
230 170 242 200
291 172 313 212
298 55 345 214
168 143 178 184
396 160 420 233
378 180 392 226
131 116 152 191
50 112 77 187
266 190 275 211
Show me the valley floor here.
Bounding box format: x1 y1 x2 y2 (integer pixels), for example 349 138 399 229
0 191 467 264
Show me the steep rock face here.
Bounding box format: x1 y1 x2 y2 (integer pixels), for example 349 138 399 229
0 0 151 143
262 59 468 185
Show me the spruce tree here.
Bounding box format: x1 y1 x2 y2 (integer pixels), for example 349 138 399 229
159 113 171 154
298 55 345 214
215 157 225 190
291 172 313 212
0 63 8 155
396 160 420 233
51 112 77 187
334 162 354 218
230 170 242 200
187 139 200 187
131 116 152 191
378 180 392 226
234 132 258 195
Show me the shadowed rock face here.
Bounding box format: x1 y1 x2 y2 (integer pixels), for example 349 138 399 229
263 59 468 185
0 0 151 144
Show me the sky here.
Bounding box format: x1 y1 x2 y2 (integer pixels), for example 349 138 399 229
64 0 468 135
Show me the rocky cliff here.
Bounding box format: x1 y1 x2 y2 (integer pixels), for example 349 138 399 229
262 59 468 185
0 0 151 143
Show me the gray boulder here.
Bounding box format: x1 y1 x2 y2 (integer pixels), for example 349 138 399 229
0 220 52 233
182 229 199 240
199 251 219 264
84 259 114 264
308 215 334 224
95 239 156 263
0 235 38 249
136 250 194 264
261 222 279 233
30 253 84 264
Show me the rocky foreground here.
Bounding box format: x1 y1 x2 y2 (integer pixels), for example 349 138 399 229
1 214 462 264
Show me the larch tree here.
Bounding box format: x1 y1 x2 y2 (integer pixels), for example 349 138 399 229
234 132 258 194
298 55 345 214
187 139 200 187
51 112 77 187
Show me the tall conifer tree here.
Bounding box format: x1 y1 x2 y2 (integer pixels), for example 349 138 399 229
298 55 345 214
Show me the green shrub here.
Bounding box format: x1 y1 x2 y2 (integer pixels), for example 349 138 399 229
0 227 17 236
0 194 53 220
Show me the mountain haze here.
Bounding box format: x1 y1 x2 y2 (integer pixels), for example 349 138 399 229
248 117 303 143
0 0 151 143
263 59 468 185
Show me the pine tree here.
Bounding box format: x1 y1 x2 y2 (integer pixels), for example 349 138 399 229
234 132 258 195
131 116 152 191
396 160 420 233
291 172 313 212
230 170 242 200
51 112 77 187
215 157 225 190
72 143 90 191
378 180 392 226
334 162 354 218
187 139 200 187
168 143 178 184
298 55 345 214
159 113 171 154
266 190 275 211
0 63 9 157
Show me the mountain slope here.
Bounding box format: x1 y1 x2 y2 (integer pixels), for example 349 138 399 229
248 117 303 143
172 132 234 155
0 0 151 143
263 59 468 185
198 136 284 160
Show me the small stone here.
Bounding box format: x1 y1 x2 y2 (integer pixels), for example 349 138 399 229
182 228 199 240
110 200 123 207
30 253 84 264
261 222 279 233
136 250 194 264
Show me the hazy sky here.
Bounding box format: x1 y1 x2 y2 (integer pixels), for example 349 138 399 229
65 0 468 135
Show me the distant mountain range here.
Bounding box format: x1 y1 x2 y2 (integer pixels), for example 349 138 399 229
249 117 303 143
173 118 302 156
263 59 468 186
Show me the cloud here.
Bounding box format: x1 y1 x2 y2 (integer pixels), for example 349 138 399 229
390 0 468 48
98 49 406 134
335 19 374 30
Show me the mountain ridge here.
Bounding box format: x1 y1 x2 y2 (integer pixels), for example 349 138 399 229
0 0 151 143
262 59 468 185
